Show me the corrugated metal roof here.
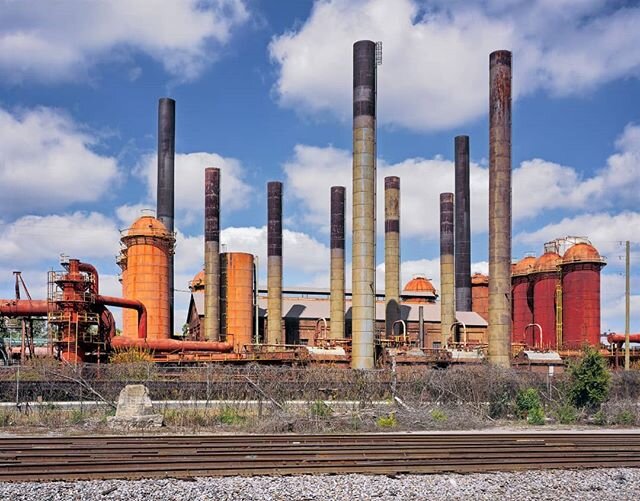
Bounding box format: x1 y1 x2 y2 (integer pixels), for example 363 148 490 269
188 293 488 327
256 297 487 326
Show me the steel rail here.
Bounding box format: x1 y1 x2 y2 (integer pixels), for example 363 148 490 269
1 433 639 482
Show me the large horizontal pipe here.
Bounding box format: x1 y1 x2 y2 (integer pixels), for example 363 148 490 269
97 295 147 340
111 336 234 353
0 299 50 317
607 333 640 344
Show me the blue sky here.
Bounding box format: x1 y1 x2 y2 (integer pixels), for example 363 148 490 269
0 0 638 334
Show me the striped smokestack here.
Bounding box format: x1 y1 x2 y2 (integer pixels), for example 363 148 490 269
454 135 472 311
157 97 175 335
488 50 512 367
384 176 400 338
204 168 220 341
267 181 283 345
330 186 346 339
351 40 377 369
440 192 455 346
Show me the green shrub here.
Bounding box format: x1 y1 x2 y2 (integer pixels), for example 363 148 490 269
527 406 545 425
70 409 85 424
376 412 397 428
554 403 578 424
430 408 447 422
218 406 245 425
0 410 13 427
310 400 333 418
568 347 611 409
516 388 542 419
614 409 636 426
592 409 606 425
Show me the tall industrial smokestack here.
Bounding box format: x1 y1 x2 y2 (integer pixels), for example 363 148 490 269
488 50 512 367
267 181 283 345
204 168 220 341
384 176 400 337
351 40 377 370
157 97 175 335
454 135 472 312
440 192 455 346
330 186 346 340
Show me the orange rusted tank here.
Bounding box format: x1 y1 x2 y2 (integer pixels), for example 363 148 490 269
402 274 437 303
471 273 489 321
119 215 175 340
220 252 254 352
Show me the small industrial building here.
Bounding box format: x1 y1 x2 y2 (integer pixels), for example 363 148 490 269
186 275 488 349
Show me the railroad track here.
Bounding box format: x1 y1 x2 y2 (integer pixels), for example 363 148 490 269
1 433 640 482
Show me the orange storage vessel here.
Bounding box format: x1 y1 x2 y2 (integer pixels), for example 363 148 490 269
119 216 174 340
220 252 254 351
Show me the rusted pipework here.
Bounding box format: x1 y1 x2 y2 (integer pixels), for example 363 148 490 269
267 181 283 345
97 295 147 340
351 39 377 370
204 167 221 341
0 299 50 317
607 333 640 344
385 176 401 338
78 262 99 295
330 186 346 340
525 323 543 349
454 135 471 311
111 336 234 353
440 192 456 347
488 50 512 368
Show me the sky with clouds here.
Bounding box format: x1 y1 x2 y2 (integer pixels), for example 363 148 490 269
0 0 638 335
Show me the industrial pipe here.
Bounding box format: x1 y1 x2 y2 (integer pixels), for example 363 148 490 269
524 323 543 349
97 295 147 340
607 333 640 344
454 135 472 311
488 50 513 368
352 39 377 370
111 336 234 353
330 186 346 340
385 176 401 338
78 262 99 295
440 192 456 347
267 181 283 345
204 167 221 341
157 97 176 338
0 299 49 317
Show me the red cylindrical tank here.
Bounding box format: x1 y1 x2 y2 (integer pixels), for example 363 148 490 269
531 252 561 349
512 256 536 345
561 243 605 349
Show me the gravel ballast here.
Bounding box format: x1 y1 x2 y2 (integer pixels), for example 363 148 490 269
1 468 638 501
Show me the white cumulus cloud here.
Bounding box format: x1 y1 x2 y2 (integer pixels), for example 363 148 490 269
0 106 120 215
132 151 253 228
0 0 249 83
0 212 121 265
270 0 640 131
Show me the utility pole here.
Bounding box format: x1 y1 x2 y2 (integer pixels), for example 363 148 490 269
624 240 630 371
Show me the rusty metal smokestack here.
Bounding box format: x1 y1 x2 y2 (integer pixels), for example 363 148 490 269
351 40 377 369
384 176 400 337
157 97 175 335
330 186 346 339
204 168 220 341
267 181 283 345
488 50 512 367
454 135 472 312
440 192 455 346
